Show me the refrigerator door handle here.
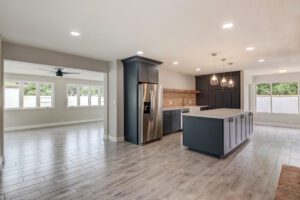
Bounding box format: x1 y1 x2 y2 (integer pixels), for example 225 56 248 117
150 90 154 120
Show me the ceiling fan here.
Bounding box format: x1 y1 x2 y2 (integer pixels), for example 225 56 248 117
39 67 80 77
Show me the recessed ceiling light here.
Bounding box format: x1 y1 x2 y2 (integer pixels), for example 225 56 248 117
70 31 80 36
196 68 201 72
173 61 179 65
246 47 255 51
278 69 288 73
258 59 265 62
222 23 234 29
137 51 144 55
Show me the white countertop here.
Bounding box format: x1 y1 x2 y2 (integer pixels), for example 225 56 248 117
163 105 209 111
183 108 250 119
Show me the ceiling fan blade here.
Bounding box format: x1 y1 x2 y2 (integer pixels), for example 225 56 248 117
39 69 56 73
62 72 80 75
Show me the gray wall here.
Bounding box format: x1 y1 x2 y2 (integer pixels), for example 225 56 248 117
4 73 104 130
159 68 195 90
107 60 124 142
0 37 4 161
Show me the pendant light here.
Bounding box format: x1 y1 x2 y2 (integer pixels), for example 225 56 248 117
228 62 235 88
210 53 218 86
220 58 227 87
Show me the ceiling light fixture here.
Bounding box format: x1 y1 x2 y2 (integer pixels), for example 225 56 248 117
70 31 80 36
137 51 144 55
196 68 201 72
278 69 288 73
210 53 218 86
246 47 255 51
258 59 265 62
220 58 228 88
227 62 235 88
222 23 234 29
173 61 179 65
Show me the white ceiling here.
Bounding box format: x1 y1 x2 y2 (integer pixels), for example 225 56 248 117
0 0 300 75
4 60 105 81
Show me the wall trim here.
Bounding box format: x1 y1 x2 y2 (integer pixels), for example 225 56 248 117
254 121 300 129
103 134 124 142
4 118 104 132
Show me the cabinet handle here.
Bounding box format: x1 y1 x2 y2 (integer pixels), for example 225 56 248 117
240 115 244 119
228 118 233 122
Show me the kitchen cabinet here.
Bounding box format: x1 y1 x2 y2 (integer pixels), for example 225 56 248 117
195 71 241 108
163 110 182 135
138 63 159 84
122 56 163 144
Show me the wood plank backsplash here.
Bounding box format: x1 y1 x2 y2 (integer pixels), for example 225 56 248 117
163 88 197 107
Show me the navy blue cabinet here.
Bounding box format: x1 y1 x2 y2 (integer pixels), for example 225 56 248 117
163 110 182 135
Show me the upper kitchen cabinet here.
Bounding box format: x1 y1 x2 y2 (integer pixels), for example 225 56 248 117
195 71 241 109
122 56 162 84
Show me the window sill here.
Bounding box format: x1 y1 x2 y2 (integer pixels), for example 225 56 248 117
67 105 104 109
5 107 55 111
254 112 299 116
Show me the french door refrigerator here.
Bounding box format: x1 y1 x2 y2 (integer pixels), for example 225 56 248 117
138 83 163 144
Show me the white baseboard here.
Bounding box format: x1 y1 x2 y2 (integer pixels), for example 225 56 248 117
103 134 124 142
254 121 300 129
4 118 104 132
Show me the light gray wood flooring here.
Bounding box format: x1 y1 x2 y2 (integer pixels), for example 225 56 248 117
1 123 300 200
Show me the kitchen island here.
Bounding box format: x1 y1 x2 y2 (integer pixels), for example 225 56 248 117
182 108 253 158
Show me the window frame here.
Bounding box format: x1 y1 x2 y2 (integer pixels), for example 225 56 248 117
255 81 300 115
4 80 54 110
66 84 104 108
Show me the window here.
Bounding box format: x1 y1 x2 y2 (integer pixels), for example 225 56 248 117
90 86 99 106
256 82 299 114
271 82 298 114
67 84 104 107
40 83 53 108
4 80 54 109
67 85 78 107
79 86 89 106
256 83 271 113
23 82 37 108
5 81 20 109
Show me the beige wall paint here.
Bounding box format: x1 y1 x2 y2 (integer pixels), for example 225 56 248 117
4 73 104 130
159 68 195 90
2 42 109 73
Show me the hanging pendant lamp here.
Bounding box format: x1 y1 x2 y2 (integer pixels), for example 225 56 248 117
228 62 235 88
220 58 227 87
210 53 218 86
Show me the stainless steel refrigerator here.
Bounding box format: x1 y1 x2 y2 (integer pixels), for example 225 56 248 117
138 83 163 144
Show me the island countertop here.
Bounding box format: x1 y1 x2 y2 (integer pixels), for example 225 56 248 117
183 108 249 119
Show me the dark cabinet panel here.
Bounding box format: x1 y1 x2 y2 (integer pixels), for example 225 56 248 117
171 110 181 132
147 66 159 83
196 71 241 109
196 75 209 91
163 110 182 135
163 111 172 134
138 64 148 83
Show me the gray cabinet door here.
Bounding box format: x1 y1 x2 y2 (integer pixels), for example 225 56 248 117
171 110 181 132
138 64 148 83
224 117 236 154
240 114 246 141
147 66 159 84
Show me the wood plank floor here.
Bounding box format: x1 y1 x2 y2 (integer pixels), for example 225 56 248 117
1 123 300 200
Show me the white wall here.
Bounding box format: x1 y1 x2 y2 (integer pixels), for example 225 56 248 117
159 68 195 90
4 73 104 130
253 72 300 128
107 60 124 142
0 36 4 161
241 70 254 111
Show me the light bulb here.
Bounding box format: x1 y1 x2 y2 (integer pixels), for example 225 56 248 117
228 78 235 88
220 77 228 87
210 74 218 85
